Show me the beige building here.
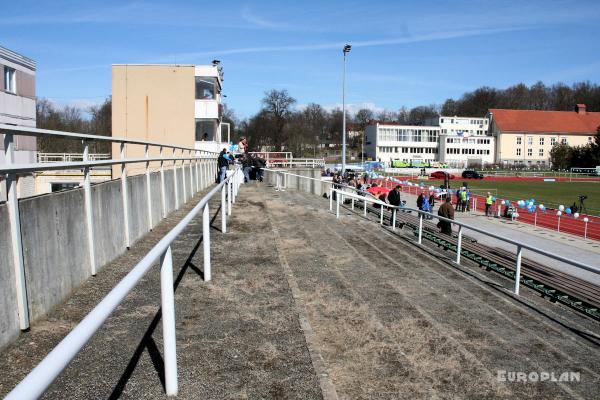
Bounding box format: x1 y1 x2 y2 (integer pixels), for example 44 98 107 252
111 63 226 177
489 105 600 167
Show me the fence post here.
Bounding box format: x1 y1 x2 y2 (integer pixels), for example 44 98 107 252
145 145 153 231
514 245 522 295
557 215 561 232
336 191 340 218
120 143 131 248
160 146 167 217
227 178 232 216
418 213 423 244
534 211 537 227
173 148 179 208
456 226 463 264
188 150 193 196
3 133 30 330
351 197 355 210
392 209 397 230
82 141 96 276
221 183 227 234
203 204 211 281
160 246 178 396
584 218 588 238
329 186 333 211
195 151 199 192
181 150 187 203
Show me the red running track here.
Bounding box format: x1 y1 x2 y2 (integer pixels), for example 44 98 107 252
374 178 600 241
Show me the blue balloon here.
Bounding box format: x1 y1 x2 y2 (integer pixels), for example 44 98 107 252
492 197 496 202
565 208 572 214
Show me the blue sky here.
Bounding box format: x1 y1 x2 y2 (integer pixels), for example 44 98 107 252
2 0 600 119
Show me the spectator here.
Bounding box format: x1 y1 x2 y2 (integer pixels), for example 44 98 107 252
242 153 253 183
252 155 266 182
485 192 493 216
437 196 455 235
416 192 425 210
217 148 229 183
428 192 435 209
460 187 468 212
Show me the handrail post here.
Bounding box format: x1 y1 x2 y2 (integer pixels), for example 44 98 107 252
418 213 423 244
145 144 153 231
380 205 384 225
120 143 131 248
173 148 179 209
456 225 463 264
221 183 227 233
195 151 199 192
329 186 333 211
514 245 522 295
83 141 96 276
351 197 355 210
227 177 232 216
181 150 187 203
336 190 340 218
364 195 367 216
188 150 193 196
200 157 205 189
160 146 166 217
203 204 211 281
392 208 397 231
3 132 30 329
160 246 178 396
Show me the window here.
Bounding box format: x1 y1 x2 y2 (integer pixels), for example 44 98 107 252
539 149 544 157
4 66 16 93
561 137 567 145
589 137 593 144
516 137 522 145
195 76 217 100
527 148 532 157
550 137 557 146
195 119 217 141
527 136 533 145
516 148 521 156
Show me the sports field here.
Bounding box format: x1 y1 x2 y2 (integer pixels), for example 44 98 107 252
421 179 600 215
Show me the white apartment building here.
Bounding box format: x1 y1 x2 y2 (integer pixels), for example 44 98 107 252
365 116 495 167
0 45 37 200
194 64 229 153
364 123 440 165
426 116 495 167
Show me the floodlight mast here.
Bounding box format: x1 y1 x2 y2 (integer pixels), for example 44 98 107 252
342 44 351 174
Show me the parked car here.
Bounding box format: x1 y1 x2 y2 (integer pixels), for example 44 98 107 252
461 170 484 179
430 171 455 179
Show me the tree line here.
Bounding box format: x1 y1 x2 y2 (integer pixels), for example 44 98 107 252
36 97 112 154
550 127 600 170
236 81 600 157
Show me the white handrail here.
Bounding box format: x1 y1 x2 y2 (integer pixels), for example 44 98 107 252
5 167 244 399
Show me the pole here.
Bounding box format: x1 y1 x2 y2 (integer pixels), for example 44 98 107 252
203 204 211 281
514 245 522 295
418 213 423 244
82 141 96 276
160 246 178 396
456 226 463 264
342 49 347 174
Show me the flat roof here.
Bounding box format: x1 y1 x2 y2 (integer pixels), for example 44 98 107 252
0 45 36 71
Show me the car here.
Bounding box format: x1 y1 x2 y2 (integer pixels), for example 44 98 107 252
430 171 455 179
461 170 484 179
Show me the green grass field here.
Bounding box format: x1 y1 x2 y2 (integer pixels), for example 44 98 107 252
418 179 600 215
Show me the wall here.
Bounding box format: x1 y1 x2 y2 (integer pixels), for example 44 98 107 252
0 162 206 350
496 131 592 165
111 65 196 177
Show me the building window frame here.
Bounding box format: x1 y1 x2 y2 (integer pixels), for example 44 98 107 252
4 66 16 94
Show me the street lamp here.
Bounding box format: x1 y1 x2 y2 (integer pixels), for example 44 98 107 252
342 44 351 174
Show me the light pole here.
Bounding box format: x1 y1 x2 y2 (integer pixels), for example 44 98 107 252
342 44 351 174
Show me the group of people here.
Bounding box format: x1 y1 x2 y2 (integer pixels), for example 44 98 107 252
455 187 471 212
216 136 266 183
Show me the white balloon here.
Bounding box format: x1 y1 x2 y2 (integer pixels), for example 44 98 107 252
573 213 580 219
583 217 589 223
559 205 565 212
557 211 562 216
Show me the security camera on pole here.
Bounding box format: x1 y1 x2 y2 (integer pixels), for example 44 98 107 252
342 44 351 175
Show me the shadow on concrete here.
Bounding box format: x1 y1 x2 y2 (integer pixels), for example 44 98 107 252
107 205 220 398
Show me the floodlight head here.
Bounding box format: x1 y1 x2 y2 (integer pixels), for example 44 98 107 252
343 44 351 53
212 59 221 66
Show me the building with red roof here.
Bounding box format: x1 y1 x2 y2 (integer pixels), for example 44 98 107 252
488 104 600 166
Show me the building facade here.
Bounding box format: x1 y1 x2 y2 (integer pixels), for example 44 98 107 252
488 105 600 167
111 63 226 177
0 45 37 200
364 123 440 165
432 116 494 167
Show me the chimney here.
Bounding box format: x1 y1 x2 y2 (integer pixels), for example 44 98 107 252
575 104 587 114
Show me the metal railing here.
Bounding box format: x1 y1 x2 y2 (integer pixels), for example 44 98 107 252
37 152 111 163
5 166 244 399
266 169 600 297
1 124 220 332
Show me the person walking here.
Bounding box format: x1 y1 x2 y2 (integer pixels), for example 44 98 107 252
242 153 253 183
437 196 455 235
485 192 494 217
387 185 402 226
